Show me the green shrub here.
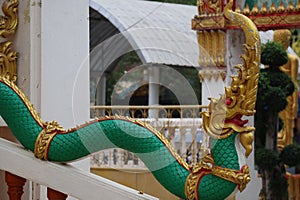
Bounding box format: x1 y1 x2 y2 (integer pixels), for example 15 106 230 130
280 144 300 166
255 148 278 170
261 41 288 69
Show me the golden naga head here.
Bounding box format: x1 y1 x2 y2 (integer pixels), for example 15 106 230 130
201 0 260 157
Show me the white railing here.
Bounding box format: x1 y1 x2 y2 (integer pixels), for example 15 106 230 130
0 138 158 200
90 105 207 169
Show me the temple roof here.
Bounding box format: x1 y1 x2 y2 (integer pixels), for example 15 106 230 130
90 0 199 73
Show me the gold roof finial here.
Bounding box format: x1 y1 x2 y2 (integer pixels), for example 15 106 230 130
270 3 276 13
287 2 295 12
296 0 300 11
277 2 285 13
260 3 268 14
251 4 259 15
243 4 250 15
235 6 241 13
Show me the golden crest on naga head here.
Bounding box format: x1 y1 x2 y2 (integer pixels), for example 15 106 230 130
201 0 260 157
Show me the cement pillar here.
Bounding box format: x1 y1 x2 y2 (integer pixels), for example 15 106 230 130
7 0 91 198
96 74 107 106
148 67 160 118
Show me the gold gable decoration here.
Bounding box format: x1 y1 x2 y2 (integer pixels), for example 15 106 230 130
0 0 18 83
193 1 300 31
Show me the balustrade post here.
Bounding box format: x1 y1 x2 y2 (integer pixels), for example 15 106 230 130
47 187 67 200
180 127 187 161
191 126 198 164
5 172 26 200
99 151 105 166
108 149 113 167
117 149 124 167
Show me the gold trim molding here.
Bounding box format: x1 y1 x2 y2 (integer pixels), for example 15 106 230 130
0 0 18 38
0 0 18 83
211 165 251 192
184 156 251 199
185 161 212 200
199 70 226 82
197 30 226 68
193 1 300 31
34 121 64 160
0 41 17 81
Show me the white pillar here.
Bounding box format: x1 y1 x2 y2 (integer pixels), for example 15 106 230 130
226 30 244 84
148 67 159 118
96 74 107 106
39 0 90 199
41 0 89 128
200 71 226 106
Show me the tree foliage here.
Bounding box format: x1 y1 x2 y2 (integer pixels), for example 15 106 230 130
280 144 300 166
254 41 296 199
255 42 295 148
261 42 288 69
255 148 279 170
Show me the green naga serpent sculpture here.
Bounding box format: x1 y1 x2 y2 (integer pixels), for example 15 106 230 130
0 1 260 200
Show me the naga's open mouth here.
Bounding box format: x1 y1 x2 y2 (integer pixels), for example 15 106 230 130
224 114 248 127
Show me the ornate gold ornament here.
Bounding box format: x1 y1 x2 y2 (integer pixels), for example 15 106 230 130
197 30 226 68
197 0 224 15
0 0 18 82
198 70 226 82
201 0 260 156
211 165 251 192
0 41 17 82
185 160 213 200
192 14 225 30
185 154 251 199
0 0 18 38
192 1 300 31
34 121 65 160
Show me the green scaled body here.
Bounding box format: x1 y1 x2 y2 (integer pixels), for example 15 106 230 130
0 78 242 200
199 133 239 200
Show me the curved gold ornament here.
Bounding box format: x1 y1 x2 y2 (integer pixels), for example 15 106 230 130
240 132 254 158
211 165 251 192
0 0 18 38
0 41 17 82
34 121 65 160
202 0 260 148
185 161 212 200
